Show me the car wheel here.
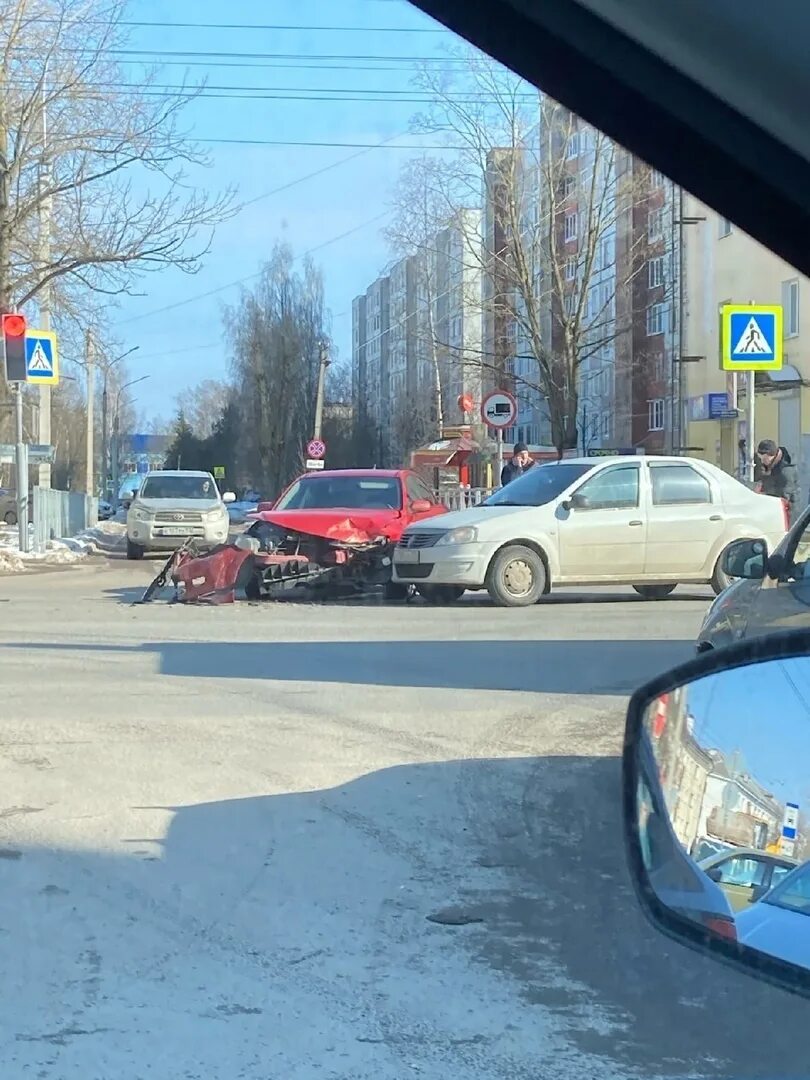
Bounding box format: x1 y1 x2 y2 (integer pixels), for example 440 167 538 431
485 544 546 607
126 538 145 561
4 510 17 526
417 584 465 604
633 584 677 599
384 581 411 602
711 554 735 596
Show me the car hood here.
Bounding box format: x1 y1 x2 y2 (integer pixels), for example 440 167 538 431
134 497 224 514
404 503 541 533
252 508 403 544
735 902 810 966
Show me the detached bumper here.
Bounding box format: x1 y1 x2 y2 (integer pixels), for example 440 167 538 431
392 542 494 588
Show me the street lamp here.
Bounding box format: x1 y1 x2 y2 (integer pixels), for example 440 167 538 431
100 345 139 497
110 374 150 500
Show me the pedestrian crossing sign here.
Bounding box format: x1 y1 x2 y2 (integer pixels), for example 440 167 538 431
721 304 783 371
25 329 59 385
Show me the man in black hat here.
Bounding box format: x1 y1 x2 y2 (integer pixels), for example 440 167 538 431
754 438 798 521
500 442 535 487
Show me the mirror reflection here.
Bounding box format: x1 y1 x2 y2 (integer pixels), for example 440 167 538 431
639 657 810 969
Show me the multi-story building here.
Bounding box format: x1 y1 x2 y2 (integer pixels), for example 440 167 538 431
681 197 809 495
363 275 390 464
351 294 368 462
387 255 418 463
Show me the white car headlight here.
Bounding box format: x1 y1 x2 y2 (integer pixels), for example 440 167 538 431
205 508 227 522
436 526 478 546
131 506 151 522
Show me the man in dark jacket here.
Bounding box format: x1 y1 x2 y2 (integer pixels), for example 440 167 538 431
754 439 798 521
500 442 534 487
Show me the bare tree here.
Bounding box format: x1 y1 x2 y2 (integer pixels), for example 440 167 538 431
407 50 651 456
226 244 330 495
177 379 231 441
0 0 235 316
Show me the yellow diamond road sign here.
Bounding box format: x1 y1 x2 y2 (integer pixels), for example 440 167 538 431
721 304 783 372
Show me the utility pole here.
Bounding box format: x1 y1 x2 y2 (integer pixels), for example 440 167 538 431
85 329 95 495
101 375 108 498
37 60 52 488
313 339 331 440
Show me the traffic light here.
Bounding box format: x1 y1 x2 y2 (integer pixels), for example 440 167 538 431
2 313 27 382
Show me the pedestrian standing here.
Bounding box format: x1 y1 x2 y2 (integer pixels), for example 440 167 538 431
754 438 798 523
500 442 535 487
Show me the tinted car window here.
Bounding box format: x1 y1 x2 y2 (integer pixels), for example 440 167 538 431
140 475 215 500
485 463 593 506
650 464 712 505
713 856 768 887
275 476 402 510
576 464 639 509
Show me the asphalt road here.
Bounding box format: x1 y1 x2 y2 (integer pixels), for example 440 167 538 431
1 556 808 1079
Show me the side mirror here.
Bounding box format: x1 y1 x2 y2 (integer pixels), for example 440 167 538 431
721 538 768 579
222 491 236 504
410 499 433 514
623 629 810 999
563 492 589 511
704 867 723 883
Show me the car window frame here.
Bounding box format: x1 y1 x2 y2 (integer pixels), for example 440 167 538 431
648 462 714 507
713 854 771 889
571 462 642 511
405 474 435 506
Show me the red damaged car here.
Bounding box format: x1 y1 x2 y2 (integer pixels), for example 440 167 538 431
241 469 448 600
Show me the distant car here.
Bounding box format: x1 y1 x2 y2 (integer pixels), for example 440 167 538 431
0 491 33 526
392 456 788 607
734 860 810 967
97 499 114 521
697 502 810 651
126 470 235 560
697 848 799 912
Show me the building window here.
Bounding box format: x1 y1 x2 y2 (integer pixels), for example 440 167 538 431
648 208 664 242
648 398 665 431
782 278 800 337
565 256 577 281
602 412 611 438
646 303 668 336
564 212 577 242
566 131 580 160
719 217 732 238
563 175 576 199
650 168 665 188
564 292 576 315
648 256 664 289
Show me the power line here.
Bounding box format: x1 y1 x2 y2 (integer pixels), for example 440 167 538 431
84 21 446 33
9 79 536 98
118 210 389 325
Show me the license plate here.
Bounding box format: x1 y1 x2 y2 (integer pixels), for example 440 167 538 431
158 526 193 536
395 548 419 564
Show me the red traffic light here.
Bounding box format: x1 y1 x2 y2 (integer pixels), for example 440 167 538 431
2 313 26 337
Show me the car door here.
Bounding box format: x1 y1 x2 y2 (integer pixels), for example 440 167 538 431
706 853 776 912
644 462 725 577
557 462 646 580
742 514 810 639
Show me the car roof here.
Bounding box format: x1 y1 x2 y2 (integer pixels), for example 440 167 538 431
413 0 810 275
700 848 799 868
143 470 213 478
544 455 717 468
295 469 406 479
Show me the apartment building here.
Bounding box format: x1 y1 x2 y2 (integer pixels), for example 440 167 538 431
681 196 809 496
351 294 368 460
387 255 418 463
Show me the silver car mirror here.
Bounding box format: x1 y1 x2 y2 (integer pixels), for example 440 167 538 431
624 629 810 999
721 538 768 579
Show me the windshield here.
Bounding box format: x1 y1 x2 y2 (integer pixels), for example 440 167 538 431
485 464 593 507
762 862 810 915
139 475 217 501
274 476 402 511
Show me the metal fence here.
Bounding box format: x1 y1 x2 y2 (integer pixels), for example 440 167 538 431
32 487 98 554
436 486 495 511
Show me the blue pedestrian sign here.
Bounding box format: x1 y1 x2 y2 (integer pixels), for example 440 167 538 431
721 304 782 372
25 329 59 385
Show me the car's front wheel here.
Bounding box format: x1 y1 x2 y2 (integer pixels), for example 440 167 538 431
485 544 546 607
633 584 677 599
126 538 145 561
4 509 17 526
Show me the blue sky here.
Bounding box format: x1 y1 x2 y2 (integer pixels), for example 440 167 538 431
107 0 464 423
685 660 810 809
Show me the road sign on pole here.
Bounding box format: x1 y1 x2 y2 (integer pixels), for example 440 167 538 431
306 438 326 460
213 465 225 479
721 305 783 372
480 389 517 429
25 329 59 385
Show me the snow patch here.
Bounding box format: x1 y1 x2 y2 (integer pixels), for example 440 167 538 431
0 519 126 570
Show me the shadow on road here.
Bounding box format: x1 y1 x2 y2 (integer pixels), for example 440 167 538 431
7 638 695 695
3 755 809 1077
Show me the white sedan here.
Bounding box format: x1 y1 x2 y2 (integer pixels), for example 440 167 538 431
393 456 789 607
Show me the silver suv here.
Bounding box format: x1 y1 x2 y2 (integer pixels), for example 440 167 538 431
126 470 234 560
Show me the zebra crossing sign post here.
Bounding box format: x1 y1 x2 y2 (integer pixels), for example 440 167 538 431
721 304 783 485
721 304 783 372
25 329 59 385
